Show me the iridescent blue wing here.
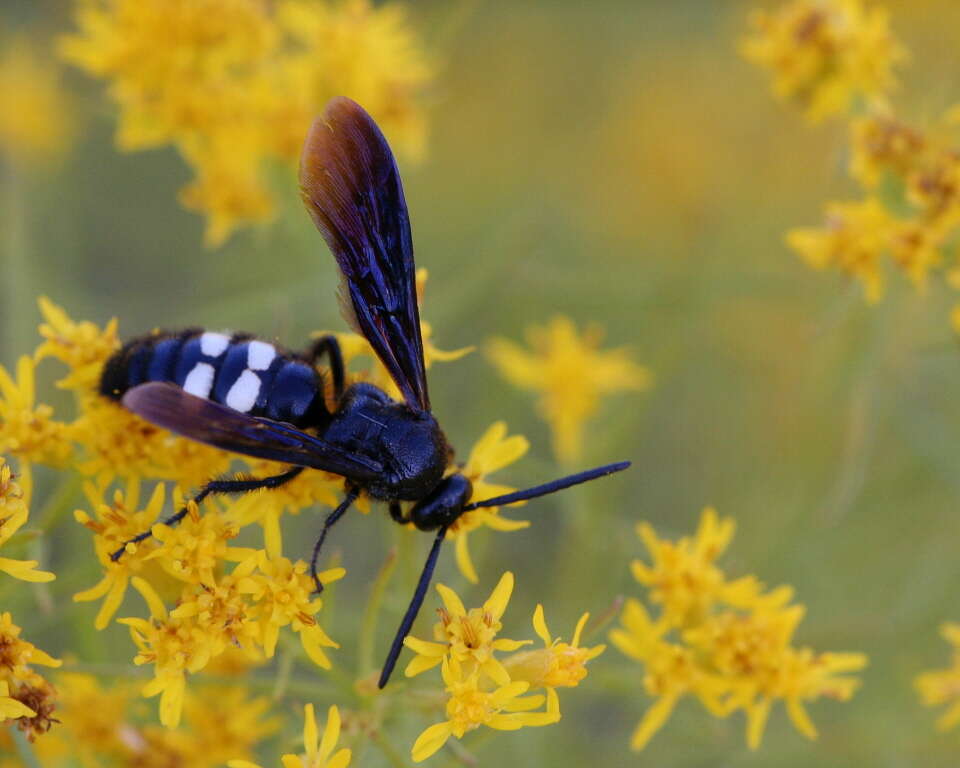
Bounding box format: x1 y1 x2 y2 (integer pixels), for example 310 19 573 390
299 97 430 412
123 382 383 479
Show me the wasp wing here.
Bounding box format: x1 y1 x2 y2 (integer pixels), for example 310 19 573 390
300 97 430 412
123 382 383 480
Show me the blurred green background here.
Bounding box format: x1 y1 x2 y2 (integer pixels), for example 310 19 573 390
6 0 960 766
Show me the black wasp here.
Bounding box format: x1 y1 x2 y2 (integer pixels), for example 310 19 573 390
101 97 630 687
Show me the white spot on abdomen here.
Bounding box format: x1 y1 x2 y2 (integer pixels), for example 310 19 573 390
225 369 261 412
200 332 230 357
247 340 276 371
182 362 215 399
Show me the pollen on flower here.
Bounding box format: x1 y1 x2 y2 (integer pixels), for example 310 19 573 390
486 315 649 464
610 507 867 751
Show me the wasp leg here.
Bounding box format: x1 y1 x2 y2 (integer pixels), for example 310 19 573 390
389 502 409 524
109 467 305 561
310 485 361 594
306 334 345 402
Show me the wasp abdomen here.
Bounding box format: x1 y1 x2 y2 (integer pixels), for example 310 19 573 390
99 329 327 427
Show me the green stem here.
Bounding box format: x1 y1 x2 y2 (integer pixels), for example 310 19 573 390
2 162 29 365
358 547 398 679
36 471 83 531
370 729 411 768
12 727 42 768
581 594 624 643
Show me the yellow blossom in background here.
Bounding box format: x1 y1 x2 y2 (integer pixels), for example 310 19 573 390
741 0 905 122
610 507 867 751
0 37 71 164
787 197 893 303
61 0 432 246
916 622 960 730
487 315 650 464
746 1 960 329
30 671 279 767
404 572 599 762
229 703 351 768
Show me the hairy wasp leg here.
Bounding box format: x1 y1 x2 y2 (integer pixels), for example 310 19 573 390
109 467 305 562
389 502 409 524
379 524 448 688
306 334 345 402
310 485 361 594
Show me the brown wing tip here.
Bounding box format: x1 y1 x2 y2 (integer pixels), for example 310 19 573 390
299 97 373 184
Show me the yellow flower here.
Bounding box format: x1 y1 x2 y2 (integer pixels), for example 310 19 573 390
0 355 73 501
0 612 61 740
0 37 71 163
502 605 605 690
144 492 254 586
34 296 119 391
741 0 906 122
61 0 432 246
403 571 528 684
73 478 169 629
411 657 559 763
916 622 960 730
69 388 234 489
236 549 343 667
611 507 867 751
446 421 530 584
786 197 893 303
229 703 351 768
0 679 35 720
487 315 650 464
0 458 54 582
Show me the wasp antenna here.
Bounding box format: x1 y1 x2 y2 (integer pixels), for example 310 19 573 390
378 524 448 688
462 461 631 512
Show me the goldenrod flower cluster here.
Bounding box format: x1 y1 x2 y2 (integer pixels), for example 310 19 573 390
741 0 904 123
487 315 650 465
0 460 60 741
610 508 867 750
744 1 960 328
60 0 432 246
403 572 604 762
